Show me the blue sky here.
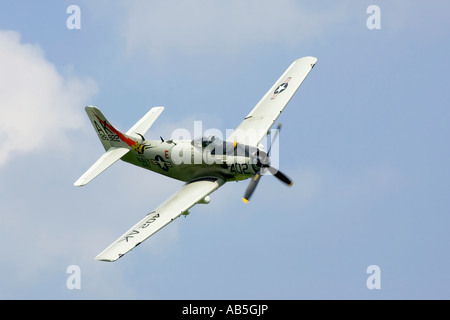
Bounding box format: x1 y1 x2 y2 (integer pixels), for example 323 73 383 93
0 0 449 299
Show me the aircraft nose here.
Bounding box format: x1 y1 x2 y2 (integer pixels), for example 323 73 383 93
253 149 270 167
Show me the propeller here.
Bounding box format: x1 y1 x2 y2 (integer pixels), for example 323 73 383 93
242 124 293 203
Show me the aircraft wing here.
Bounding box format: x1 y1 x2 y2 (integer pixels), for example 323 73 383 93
227 56 317 147
95 178 224 262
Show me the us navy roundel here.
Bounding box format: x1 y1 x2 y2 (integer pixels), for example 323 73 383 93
271 77 292 100
274 82 288 94
151 155 172 171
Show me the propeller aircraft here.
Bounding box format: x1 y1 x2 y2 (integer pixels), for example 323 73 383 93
75 56 317 261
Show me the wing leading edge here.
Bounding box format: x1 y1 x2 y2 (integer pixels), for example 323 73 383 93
227 56 317 147
95 178 224 262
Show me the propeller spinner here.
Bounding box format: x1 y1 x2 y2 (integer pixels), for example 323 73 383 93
242 124 293 203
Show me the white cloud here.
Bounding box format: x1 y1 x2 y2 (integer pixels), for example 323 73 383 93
0 30 97 166
121 0 350 57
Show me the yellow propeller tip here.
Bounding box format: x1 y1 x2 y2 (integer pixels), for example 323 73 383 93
289 181 294 187
242 198 249 203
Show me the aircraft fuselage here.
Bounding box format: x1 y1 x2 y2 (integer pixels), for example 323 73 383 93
121 138 260 183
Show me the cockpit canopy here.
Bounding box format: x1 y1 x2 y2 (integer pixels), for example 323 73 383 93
191 135 258 158
191 135 223 149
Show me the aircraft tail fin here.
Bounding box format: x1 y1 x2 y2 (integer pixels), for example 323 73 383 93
84 106 139 151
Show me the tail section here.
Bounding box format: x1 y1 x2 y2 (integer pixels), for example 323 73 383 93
85 106 139 151
126 106 164 139
75 106 164 186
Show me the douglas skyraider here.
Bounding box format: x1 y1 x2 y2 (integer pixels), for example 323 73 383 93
75 56 318 261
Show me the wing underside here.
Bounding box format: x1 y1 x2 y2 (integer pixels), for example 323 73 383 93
227 56 317 147
95 178 224 262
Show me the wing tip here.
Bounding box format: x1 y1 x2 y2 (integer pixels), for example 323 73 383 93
73 179 86 187
295 56 317 62
95 257 114 262
294 56 318 68
95 254 122 262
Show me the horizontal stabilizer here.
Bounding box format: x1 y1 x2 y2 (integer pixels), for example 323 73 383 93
74 147 130 187
126 106 164 137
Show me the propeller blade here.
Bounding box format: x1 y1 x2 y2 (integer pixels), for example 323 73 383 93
242 171 263 203
267 167 293 186
243 124 291 203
